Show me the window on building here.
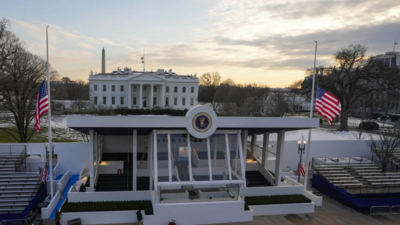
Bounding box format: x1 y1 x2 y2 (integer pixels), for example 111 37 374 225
154 97 157 105
94 96 97 104
174 86 178 93
183 87 186 93
133 97 137 105
154 86 157 92
190 98 194 106
112 97 115 104
166 86 169 93
133 86 136 92
103 96 106 104
94 85 97 91
166 97 169 106
191 87 194 93
103 85 106 91
120 85 124 92
182 98 186 106
144 86 147 91
112 85 115 92
174 98 177 106
121 97 124 105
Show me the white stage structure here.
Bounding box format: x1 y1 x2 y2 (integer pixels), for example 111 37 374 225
63 106 320 224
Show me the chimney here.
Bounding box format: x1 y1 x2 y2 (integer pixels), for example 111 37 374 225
102 48 105 74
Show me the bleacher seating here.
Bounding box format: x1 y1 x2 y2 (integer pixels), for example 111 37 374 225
0 155 41 215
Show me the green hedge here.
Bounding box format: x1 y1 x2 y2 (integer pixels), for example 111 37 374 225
114 108 188 116
245 195 311 206
61 200 153 215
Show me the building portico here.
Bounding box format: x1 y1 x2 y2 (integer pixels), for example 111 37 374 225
89 48 198 110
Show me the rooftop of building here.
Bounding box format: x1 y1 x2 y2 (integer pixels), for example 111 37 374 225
90 68 197 78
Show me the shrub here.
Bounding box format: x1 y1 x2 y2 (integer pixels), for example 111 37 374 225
61 200 153 215
359 121 379 130
245 195 311 206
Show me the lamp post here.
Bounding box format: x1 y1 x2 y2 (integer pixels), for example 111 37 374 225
297 136 306 183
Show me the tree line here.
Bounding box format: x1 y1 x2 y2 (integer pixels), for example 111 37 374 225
197 72 302 117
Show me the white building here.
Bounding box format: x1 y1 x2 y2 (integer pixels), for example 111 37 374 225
89 48 199 110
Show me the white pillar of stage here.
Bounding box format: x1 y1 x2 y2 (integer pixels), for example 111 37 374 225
150 84 154 109
261 132 269 169
89 130 94 190
274 130 285 186
132 130 137 191
139 84 143 108
94 132 98 186
213 137 217 167
242 130 248 171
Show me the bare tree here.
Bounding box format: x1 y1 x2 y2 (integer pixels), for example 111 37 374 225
266 90 290 117
301 45 400 131
0 19 59 142
198 72 221 111
368 123 400 172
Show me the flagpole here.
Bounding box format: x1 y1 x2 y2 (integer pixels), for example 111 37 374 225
303 41 317 190
144 48 145 72
46 26 54 199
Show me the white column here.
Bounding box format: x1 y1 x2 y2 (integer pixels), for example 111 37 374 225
89 130 94 190
167 133 172 182
161 85 165 108
94 132 98 187
206 137 213 181
213 137 217 167
150 84 154 109
242 130 248 171
132 130 137 191
139 84 143 108
153 130 158 190
275 130 285 186
128 84 132 109
262 132 269 169
149 133 153 190
187 133 193 181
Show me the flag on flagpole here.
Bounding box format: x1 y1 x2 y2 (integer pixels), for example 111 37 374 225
33 81 49 132
297 163 306 176
39 167 48 183
316 85 341 125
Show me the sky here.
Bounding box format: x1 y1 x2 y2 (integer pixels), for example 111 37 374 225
1 0 400 87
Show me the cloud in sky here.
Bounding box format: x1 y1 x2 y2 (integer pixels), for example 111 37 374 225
4 0 400 87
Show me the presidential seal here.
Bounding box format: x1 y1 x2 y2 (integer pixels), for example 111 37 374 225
192 112 212 132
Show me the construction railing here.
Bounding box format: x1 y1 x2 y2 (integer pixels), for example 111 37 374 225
0 145 26 156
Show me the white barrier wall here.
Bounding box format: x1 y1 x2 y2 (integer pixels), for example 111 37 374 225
103 135 147 153
41 190 60 219
57 171 70 191
148 201 253 225
55 143 90 175
250 203 314 216
68 190 153 202
244 185 304 196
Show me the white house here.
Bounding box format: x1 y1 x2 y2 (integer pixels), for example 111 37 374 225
89 48 199 110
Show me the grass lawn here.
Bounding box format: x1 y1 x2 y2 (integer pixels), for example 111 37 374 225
0 127 77 143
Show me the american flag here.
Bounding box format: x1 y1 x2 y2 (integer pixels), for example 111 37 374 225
316 85 341 125
297 163 306 176
34 81 49 132
39 167 48 183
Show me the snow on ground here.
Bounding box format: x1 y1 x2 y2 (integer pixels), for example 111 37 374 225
254 128 377 142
